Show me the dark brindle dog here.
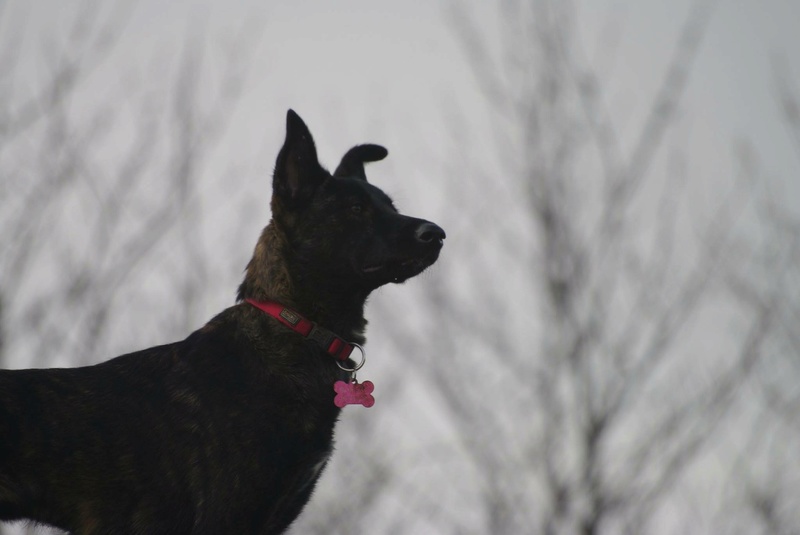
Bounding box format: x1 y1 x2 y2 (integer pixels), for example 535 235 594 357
0 110 445 534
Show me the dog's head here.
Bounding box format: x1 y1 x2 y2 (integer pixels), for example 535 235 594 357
269 110 444 292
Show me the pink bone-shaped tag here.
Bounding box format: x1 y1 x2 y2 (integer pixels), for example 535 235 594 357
333 380 375 408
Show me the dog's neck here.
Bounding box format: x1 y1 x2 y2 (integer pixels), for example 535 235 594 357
237 223 368 344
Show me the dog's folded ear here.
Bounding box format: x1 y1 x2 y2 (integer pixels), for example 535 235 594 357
273 110 327 206
334 144 388 181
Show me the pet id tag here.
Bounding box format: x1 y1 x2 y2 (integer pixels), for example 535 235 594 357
333 379 375 408
333 343 373 408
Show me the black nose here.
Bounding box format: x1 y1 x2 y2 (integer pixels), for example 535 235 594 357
414 222 446 244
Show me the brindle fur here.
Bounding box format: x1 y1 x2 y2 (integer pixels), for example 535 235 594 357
0 110 444 534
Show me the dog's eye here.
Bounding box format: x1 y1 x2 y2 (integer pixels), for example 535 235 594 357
351 204 363 215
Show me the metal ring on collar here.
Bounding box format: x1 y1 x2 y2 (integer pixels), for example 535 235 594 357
336 343 366 373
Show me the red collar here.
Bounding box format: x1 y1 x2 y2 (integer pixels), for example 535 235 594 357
244 298 355 361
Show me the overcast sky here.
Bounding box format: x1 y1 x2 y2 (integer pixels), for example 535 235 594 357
11 0 800 208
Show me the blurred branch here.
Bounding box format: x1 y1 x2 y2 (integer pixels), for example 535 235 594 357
0 2 131 146
0 6 259 369
371 1 796 533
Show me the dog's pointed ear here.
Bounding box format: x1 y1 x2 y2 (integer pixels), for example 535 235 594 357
333 144 388 181
273 110 326 206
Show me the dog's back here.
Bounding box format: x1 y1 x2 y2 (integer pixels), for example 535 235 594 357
0 110 444 534
0 309 341 534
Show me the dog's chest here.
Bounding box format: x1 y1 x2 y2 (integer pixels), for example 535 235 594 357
298 449 332 494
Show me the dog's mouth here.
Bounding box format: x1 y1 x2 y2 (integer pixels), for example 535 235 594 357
360 253 439 283
362 258 425 274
